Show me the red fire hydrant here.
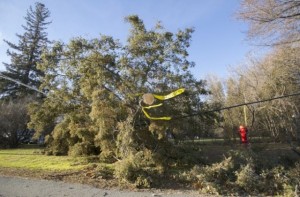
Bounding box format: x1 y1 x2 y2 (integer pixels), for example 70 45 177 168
239 125 248 144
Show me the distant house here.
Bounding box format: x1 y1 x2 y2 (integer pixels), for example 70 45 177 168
17 129 44 144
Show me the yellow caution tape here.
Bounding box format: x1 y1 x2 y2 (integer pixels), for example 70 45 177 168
141 108 172 120
153 88 185 100
140 88 185 121
142 103 163 109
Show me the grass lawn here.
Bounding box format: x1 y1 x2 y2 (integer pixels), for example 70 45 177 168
0 146 87 171
1 143 298 172
1 142 298 172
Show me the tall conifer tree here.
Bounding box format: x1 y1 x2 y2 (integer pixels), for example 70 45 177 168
0 2 51 99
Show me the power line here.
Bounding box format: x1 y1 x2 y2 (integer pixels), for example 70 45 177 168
174 92 300 119
0 73 46 96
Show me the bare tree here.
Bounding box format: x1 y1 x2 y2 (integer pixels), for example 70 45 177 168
0 98 32 148
228 47 300 141
238 0 300 46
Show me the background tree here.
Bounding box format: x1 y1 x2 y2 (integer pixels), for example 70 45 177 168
208 47 300 143
244 47 300 142
237 0 300 46
206 0 300 143
204 75 226 139
0 98 32 148
0 2 51 99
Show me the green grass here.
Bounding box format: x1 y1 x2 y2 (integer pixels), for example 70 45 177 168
1 142 297 173
0 147 87 171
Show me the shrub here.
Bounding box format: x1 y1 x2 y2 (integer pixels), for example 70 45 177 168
200 157 235 183
259 166 289 195
114 158 153 188
95 165 114 179
284 162 300 196
190 157 235 195
68 142 96 156
235 164 261 194
134 175 152 188
114 150 163 188
114 157 136 183
288 162 300 185
188 149 300 196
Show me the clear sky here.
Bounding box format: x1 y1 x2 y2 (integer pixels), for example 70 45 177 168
0 0 257 79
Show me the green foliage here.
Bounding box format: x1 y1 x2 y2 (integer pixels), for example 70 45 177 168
186 148 300 196
115 117 137 159
68 142 96 157
114 150 162 188
235 164 260 194
95 164 114 179
28 15 211 173
193 157 235 195
21 15 217 193
288 162 300 185
114 158 136 183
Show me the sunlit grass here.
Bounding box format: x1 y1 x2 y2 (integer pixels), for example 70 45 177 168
0 147 87 171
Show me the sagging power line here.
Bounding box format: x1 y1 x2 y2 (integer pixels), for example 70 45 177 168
174 92 300 119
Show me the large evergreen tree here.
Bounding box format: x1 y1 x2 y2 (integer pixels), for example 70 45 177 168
0 2 51 99
28 16 212 185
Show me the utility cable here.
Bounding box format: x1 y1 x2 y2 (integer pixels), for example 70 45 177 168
173 92 300 119
0 73 47 96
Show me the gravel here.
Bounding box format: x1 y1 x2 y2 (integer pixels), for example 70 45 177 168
0 176 201 197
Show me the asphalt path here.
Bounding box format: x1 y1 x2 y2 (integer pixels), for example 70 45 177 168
0 176 201 197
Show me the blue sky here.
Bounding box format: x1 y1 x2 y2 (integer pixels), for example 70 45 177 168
0 0 258 79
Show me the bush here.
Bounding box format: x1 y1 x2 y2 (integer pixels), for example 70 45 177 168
235 164 261 194
187 149 300 196
288 162 300 185
95 165 114 179
114 157 136 182
284 162 300 196
114 150 164 188
259 166 287 195
68 142 96 156
189 157 235 195
44 125 70 156
114 158 152 188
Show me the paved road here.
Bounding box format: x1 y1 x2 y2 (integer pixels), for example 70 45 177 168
0 176 200 197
